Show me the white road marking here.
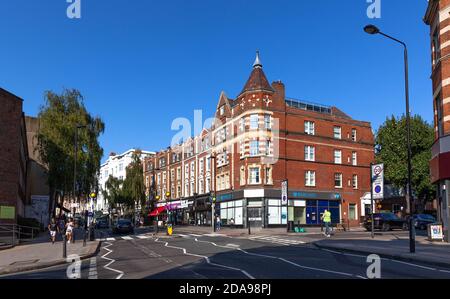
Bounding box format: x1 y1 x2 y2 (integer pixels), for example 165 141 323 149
121 236 133 240
154 238 254 279
189 234 203 237
88 257 98 279
248 235 305 245
106 238 116 241
136 235 150 239
319 247 449 273
388 259 436 271
101 242 124 279
194 238 361 279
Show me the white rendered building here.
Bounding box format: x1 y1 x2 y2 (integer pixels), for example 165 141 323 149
97 149 155 213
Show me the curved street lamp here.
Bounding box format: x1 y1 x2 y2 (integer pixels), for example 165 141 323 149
364 24 416 253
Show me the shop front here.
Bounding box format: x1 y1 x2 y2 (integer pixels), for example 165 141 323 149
214 189 343 228
193 195 213 226
264 190 342 227
218 193 244 228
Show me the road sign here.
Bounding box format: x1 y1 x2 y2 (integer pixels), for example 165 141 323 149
281 180 288 205
371 163 384 200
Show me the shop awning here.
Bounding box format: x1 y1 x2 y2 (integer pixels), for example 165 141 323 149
148 206 166 216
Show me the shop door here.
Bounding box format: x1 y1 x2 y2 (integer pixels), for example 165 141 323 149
248 207 263 228
294 207 306 225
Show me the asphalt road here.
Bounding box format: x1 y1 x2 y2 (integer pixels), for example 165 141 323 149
2 228 450 279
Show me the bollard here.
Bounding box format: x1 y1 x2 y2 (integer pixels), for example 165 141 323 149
63 234 67 258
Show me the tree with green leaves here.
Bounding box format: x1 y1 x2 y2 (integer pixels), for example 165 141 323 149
375 114 435 212
37 89 105 217
122 150 147 218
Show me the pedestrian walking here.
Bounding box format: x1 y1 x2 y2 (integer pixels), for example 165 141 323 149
216 215 221 231
66 218 75 244
48 218 58 244
321 209 332 237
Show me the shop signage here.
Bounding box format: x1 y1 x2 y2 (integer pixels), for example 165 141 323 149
291 191 341 200
0 206 15 220
429 224 444 241
281 180 288 205
217 193 233 202
244 189 264 198
180 200 189 209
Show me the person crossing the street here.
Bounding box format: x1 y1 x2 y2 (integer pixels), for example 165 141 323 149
321 209 332 237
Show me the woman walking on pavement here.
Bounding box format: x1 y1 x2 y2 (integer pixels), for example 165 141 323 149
66 218 75 244
48 218 59 244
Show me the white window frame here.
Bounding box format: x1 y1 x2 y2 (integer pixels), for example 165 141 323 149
305 146 315 162
249 167 260 185
250 140 259 156
250 114 259 130
334 173 343 188
305 171 316 187
352 174 358 189
334 126 342 139
352 151 358 166
305 121 315 135
334 150 342 164
264 114 271 129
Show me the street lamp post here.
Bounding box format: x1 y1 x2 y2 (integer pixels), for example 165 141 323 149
364 24 416 253
210 154 217 233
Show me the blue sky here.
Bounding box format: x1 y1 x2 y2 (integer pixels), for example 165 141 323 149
0 0 432 162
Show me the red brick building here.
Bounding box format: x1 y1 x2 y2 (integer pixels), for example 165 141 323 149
144 53 374 228
0 88 29 225
424 0 450 241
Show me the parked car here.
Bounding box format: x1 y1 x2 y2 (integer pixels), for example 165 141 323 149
95 219 109 229
112 219 134 234
412 214 436 230
364 213 408 231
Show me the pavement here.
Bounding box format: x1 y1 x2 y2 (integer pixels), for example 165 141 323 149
0 228 100 276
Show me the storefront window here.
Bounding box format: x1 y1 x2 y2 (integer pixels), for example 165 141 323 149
220 200 243 225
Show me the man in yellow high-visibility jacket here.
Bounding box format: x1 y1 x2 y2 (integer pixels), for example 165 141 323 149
321 209 332 237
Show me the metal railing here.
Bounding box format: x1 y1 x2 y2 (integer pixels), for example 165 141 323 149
0 224 41 248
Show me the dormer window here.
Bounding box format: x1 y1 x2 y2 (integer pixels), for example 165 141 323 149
220 105 225 116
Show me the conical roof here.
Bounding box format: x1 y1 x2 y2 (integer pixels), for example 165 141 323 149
240 51 274 95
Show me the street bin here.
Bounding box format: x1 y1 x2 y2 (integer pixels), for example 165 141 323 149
167 224 173 236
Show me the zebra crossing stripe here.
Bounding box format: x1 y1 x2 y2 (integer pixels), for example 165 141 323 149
136 235 150 239
106 238 116 241
88 257 98 279
121 236 133 240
